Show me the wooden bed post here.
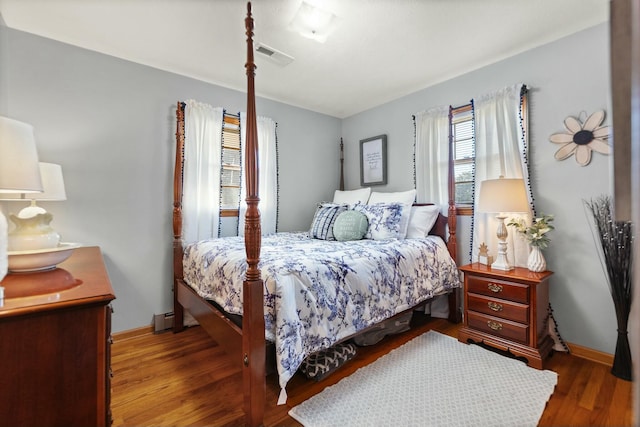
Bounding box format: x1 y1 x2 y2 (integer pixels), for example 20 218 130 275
446 106 458 261
447 106 461 323
339 138 345 191
243 3 266 426
173 102 185 333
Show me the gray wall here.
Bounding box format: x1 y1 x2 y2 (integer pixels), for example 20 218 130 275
342 23 615 354
2 28 341 333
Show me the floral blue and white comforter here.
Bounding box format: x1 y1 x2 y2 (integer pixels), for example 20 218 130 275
183 232 461 397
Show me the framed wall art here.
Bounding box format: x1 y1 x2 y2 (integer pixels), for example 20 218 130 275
360 134 387 186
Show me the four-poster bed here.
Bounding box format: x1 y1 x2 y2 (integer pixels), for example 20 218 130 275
172 3 461 426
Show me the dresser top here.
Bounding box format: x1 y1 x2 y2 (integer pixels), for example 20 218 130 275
460 262 554 283
0 246 115 317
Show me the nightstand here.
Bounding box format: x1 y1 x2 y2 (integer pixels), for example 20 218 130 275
0 246 116 426
457 262 553 369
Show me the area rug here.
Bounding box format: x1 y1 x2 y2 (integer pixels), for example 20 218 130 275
289 331 557 427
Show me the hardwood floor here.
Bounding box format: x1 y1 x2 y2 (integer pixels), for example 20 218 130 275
111 315 634 426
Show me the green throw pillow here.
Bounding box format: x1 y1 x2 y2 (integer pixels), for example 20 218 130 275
332 210 369 241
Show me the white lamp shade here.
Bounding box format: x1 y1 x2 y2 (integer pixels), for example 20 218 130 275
0 116 43 193
478 177 529 213
0 162 66 201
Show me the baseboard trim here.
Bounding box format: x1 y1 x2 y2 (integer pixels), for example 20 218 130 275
112 325 614 367
567 341 614 367
113 325 154 342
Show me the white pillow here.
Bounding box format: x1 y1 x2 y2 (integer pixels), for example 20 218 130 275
368 189 416 206
333 188 371 206
354 203 411 240
406 205 440 238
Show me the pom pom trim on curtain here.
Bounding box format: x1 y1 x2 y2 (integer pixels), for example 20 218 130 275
470 83 533 268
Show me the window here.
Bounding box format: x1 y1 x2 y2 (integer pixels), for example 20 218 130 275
450 92 529 216
221 112 241 217
450 103 474 214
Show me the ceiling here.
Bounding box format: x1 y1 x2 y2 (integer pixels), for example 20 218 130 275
0 0 609 118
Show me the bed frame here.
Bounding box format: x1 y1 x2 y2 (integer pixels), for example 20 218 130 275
171 3 459 426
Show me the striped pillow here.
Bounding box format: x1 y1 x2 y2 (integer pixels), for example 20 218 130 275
309 203 348 240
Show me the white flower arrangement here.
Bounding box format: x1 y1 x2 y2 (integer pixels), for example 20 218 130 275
507 214 554 249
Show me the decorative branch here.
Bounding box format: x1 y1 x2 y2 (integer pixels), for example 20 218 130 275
585 196 633 318
584 195 633 380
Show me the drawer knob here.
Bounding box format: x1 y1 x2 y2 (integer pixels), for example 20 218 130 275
488 301 503 312
487 283 503 293
487 320 503 331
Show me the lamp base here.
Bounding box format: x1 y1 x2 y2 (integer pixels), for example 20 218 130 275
490 255 515 271
8 212 60 252
492 217 514 271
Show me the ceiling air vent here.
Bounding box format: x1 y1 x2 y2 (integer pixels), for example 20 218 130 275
255 42 294 67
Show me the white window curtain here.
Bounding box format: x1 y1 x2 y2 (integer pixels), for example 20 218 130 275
238 114 278 236
414 105 451 319
182 100 224 243
471 83 532 267
414 105 450 211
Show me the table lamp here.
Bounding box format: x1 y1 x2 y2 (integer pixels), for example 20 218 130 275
0 116 44 281
477 176 529 271
0 162 67 251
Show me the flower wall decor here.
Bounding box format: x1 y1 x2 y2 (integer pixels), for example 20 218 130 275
549 110 610 166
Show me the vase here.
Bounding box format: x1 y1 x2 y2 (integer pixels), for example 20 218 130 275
8 213 60 252
527 246 546 272
612 329 633 381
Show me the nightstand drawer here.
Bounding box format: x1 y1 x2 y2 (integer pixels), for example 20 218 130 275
467 311 529 345
467 294 529 324
467 276 529 304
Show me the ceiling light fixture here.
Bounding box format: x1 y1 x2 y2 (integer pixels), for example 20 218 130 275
289 1 337 43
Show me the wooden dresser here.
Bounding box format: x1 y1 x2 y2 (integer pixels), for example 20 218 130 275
457 262 553 369
0 246 116 426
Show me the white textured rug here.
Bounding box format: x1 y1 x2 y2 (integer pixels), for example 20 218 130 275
289 331 557 427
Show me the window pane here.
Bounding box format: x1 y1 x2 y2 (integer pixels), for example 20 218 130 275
454 120 473 140
454 162 473 182
222 113 240 149
223 130 240 149
222 149 240 168
220 112 242 212
455 137 474 160
220 187 240 209
221 167 241 186
455 182 473 204
451 104 475 210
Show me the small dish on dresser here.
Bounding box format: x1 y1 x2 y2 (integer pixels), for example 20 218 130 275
8 243 82 272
